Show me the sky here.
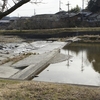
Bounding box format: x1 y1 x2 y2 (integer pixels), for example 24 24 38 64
9 0 87 17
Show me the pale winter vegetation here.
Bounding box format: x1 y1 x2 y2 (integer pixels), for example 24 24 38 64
0 79 100 100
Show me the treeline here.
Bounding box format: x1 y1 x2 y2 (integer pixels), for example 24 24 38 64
87 0 100 12
7 17 82 30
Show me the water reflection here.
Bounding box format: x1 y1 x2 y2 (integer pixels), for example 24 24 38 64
66 49 70 67
34 42 100 86
64 50 88 72
64 42 100 73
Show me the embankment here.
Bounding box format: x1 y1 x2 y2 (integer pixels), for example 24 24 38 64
0 27 100 39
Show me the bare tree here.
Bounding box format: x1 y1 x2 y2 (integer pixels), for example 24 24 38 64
0 0 42 19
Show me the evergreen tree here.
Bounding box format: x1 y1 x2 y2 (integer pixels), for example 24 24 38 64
70 5 81 13
87 0 100 12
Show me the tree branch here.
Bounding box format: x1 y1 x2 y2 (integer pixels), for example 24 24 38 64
0 0 30 19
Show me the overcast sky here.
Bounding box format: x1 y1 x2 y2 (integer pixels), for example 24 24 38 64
9 0 87 17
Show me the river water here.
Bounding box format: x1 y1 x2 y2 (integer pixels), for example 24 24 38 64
34 42 100 86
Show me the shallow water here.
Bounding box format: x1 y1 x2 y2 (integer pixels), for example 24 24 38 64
34 42 100 86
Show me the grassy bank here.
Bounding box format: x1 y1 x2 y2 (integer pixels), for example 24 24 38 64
0 27 100 35
0 27 100 39
0 79 99 100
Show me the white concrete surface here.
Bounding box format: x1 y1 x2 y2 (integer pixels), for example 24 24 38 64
0 66 19 78
0 41 68 79
11 49 60 80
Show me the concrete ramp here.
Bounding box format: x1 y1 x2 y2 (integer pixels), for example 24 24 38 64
10 49 60 80
0 66 19 78
11 52 50 69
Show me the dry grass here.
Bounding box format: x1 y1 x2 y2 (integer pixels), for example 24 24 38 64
0 79 99 100
0 27 100 35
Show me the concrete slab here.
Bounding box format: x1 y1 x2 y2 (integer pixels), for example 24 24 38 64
11 52 50 69
0 66 19 78
11 49 60 80
30 41 67 54
2 61 13 66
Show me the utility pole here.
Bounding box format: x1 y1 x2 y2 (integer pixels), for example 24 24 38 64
81 0 84 26
66 1 70 16
66 1 70 27
82 0 84 10
59 0 62 11
34 9 36 16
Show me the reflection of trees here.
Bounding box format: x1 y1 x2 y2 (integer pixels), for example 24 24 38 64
63 43 85 54
63 42 100 73
87 46 100 74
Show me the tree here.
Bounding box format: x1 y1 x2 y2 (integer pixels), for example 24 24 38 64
87 0 100 12
0 0 42 19
69 5 81 13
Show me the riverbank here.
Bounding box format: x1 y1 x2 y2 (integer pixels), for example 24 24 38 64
0 27 100 39
0 79 100 100
0 29 100 99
